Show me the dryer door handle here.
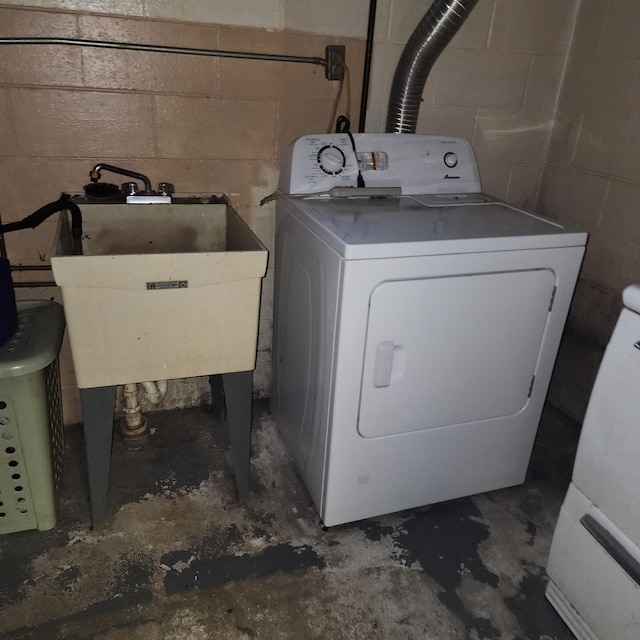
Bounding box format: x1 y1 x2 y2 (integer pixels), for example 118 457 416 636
373 341 395 387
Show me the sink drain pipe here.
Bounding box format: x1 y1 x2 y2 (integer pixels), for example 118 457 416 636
141 380 168 405
122 380 168 442
385 0 479 134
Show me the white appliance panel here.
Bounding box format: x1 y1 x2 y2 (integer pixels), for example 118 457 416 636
571 308 640 545
278 255 314 443
358 269 555 437
271 211 341 507
279 133 481 196
545 284 640 640
546 484 640 640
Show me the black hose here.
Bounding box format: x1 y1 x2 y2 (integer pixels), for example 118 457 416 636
0 194 83 255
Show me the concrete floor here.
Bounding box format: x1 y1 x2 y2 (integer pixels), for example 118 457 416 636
0 401 581 640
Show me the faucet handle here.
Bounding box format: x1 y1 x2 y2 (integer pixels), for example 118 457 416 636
122 182 139 196
158 182 175 197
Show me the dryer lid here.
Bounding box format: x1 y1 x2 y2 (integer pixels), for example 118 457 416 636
288 195 588 259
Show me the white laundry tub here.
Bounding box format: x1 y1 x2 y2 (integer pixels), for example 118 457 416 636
51 198 267 388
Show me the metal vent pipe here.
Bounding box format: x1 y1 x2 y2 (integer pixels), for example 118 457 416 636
385 0 479 133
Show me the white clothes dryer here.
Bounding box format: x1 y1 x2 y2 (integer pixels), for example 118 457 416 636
271 133 587 527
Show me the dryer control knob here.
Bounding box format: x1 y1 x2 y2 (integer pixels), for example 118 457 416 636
443 152 458 168
318 144 347 175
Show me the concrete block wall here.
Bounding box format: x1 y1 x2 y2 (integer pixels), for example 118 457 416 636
538 0 640 421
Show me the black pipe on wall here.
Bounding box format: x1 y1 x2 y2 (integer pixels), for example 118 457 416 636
359 0 378 132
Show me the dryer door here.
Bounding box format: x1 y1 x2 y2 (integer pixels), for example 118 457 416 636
358 268 556 438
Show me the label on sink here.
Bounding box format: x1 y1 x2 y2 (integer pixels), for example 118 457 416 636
146 280 188 290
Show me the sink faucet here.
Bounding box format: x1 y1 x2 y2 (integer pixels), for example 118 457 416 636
89 163 154 195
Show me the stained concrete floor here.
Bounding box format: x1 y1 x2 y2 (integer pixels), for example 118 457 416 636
0 401 581 640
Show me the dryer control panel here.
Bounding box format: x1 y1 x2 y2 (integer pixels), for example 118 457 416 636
278 133 482 195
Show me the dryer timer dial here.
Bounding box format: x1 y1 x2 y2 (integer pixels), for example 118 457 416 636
317 144 347 175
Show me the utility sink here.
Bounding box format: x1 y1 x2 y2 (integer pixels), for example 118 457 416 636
51 198 268 389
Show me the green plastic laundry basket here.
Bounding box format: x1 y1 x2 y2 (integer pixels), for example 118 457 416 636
0 301 65 534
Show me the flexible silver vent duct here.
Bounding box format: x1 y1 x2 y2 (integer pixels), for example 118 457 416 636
385 0 479 133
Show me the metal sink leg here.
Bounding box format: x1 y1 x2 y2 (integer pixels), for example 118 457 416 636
79 372 253 529
221 370 253 502
79 385 116 528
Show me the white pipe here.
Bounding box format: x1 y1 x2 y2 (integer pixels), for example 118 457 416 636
140 381 156 396
122 382 143 429
121 380 168 435
140 380 168 405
